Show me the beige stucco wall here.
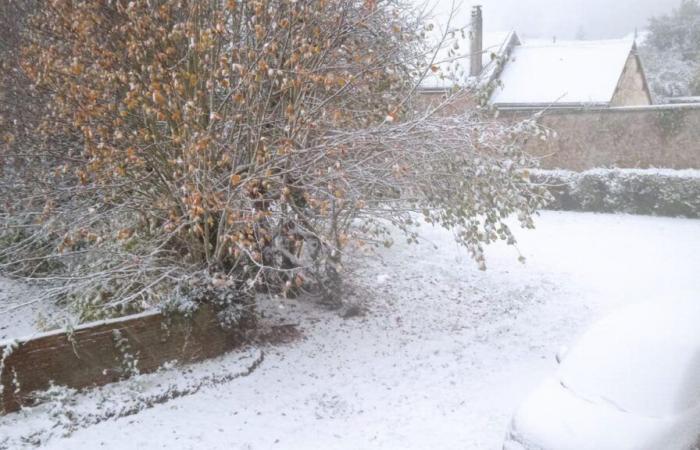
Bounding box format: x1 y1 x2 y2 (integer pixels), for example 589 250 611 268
415 90 479 115
510 105 700 170
610 53 651 107
417 93 699 172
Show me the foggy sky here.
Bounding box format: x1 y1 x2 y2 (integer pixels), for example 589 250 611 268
422 0 680 39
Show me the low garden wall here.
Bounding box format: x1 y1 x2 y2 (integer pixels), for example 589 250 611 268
0 305 254 414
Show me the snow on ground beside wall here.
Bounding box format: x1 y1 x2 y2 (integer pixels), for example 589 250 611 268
0 277 33 340
0 277 78 342
0 277 70 341
1 211 699 450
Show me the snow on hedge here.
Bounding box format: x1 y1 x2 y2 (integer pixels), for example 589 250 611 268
533 168 700 218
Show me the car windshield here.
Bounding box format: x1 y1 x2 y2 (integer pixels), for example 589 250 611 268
559 301 700 418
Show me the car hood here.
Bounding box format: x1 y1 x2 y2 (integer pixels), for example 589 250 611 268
506 377 694 450
557 300 700 419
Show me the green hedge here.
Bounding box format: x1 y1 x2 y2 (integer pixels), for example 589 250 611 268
533 169 700 218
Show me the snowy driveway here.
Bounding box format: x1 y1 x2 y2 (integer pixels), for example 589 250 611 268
3 211 700 449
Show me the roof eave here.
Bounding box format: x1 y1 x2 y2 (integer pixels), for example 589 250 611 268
493 102 612 111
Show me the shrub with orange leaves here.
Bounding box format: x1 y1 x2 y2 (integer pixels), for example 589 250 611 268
1 0 549 319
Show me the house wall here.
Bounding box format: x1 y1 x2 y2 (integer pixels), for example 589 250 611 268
610 53 652 107
415 90 480 115
503 104 700 170
416 95 699 171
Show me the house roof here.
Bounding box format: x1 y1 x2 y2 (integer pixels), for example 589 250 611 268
420 31 519 90
489 38 636 106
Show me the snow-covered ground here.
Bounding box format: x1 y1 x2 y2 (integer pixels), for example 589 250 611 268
1 211 699 449
0 278 69 341
0 277 64 342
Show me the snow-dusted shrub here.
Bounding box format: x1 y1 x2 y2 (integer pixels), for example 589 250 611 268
641 0 700 99
1 0 549 319
534 169 700 218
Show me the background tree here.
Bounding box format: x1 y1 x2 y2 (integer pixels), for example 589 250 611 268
640 0 700 99
1 0 549 321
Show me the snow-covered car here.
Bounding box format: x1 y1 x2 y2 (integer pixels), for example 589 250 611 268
504 300 700 450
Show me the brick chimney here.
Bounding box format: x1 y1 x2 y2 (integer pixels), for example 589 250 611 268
470 5 483 77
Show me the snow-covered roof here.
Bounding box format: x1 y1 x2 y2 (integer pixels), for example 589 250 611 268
420 31 519 90
490 39 636 106
623 29 649 46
